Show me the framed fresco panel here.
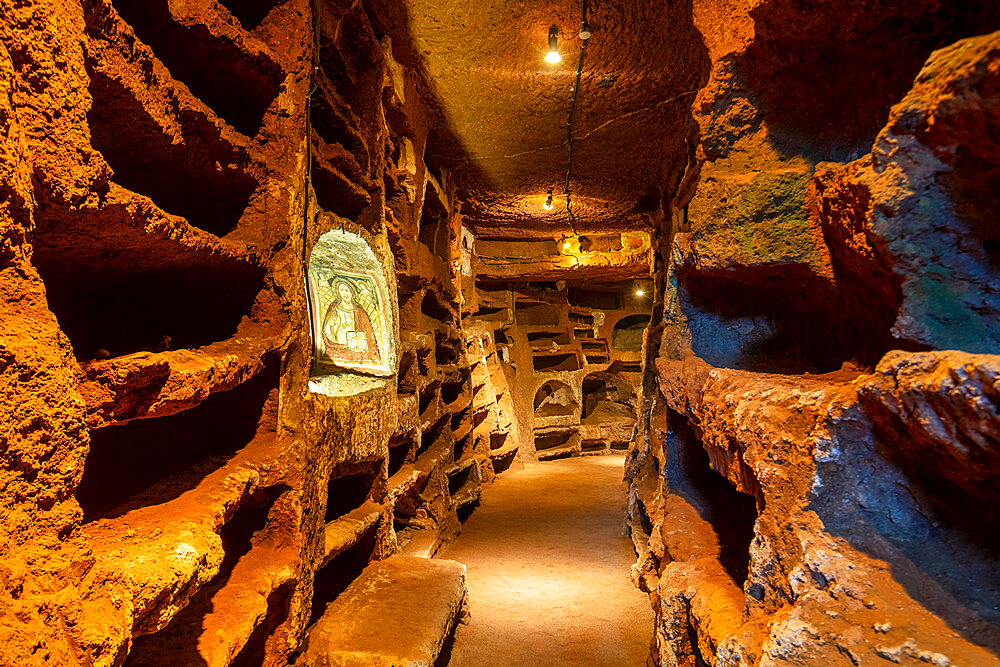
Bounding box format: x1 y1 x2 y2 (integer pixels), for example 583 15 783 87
308 264 393 377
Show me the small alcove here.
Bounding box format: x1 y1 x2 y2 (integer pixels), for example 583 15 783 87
611 314 651 352
533 381 578 418
581 372 635 424
307 228 396 396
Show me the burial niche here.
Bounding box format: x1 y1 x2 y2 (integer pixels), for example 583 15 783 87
533 380 578 418
308 228 396 396
581 372 635 424
611 314 650 352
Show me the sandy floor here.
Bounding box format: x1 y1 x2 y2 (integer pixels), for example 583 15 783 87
437 454 654 666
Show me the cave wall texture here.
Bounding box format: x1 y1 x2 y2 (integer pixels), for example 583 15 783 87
0 0 528 662
0 0 651 663
624 1 1000 665
1 0 999 664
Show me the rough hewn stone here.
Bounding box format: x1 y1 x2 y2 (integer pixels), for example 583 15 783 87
815 31 1000 353
628 14 1000 667
295 556 467 666
1 0 998 664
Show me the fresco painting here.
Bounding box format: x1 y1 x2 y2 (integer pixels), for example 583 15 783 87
308 267 392 376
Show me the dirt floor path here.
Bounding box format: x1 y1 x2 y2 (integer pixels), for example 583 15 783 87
437 454 654 666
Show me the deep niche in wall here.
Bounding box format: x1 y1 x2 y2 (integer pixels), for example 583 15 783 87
581 372 635 424
307 228 396 396
611 314 650 351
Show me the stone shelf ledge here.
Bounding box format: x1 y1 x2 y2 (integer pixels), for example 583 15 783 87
200 542 297 665
310 131 372 218
418 399 444 433
386 464 423 504
489 440 519 461
413 432 454 474
78 332 279 428
131 539 299 666
533 414 580 429
451 414 473 443
444 456 476 478
579 420 636 443
471 401 495 416
36 183 261 278
91 0 284 138
86 5 256 145
441 392 473 416
83 430 285 637
398 529 444 559
311 69 367 154
309 127 366 184
294 556 467 667
451 484 482 508
537 445 579 460
323 502 382 565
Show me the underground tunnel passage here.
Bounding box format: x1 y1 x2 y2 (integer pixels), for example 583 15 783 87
3 0 1000 665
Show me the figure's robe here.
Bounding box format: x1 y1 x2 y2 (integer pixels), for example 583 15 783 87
322 301 380 364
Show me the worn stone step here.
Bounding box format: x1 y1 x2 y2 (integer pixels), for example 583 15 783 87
296 555 466 666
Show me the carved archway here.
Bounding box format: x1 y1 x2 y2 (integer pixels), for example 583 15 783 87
611 314 650 351
533 380 578 418
580 371 635 423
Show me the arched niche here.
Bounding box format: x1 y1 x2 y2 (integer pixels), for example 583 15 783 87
533 380 578 418
581 371 635 423
611 314 650 351
307 228 396 396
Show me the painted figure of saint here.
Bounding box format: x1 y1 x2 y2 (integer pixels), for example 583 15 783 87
322 278 381 364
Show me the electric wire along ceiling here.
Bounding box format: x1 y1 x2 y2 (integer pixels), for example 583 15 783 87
544 0 592 234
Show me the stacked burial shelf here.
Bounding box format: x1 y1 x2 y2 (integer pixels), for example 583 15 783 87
382 85 526 552
43 0 536 661
82 364 296 666
469 330 520 475
310 458 383 631
309 0 387 221
388 279 526 556
46 0 304 662
525 321 584 460
388 276 480 557
503 288 645 460
301 0 455 646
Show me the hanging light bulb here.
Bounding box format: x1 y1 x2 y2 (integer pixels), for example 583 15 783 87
635 288 645 296
542 189 554 211
545 26 561 63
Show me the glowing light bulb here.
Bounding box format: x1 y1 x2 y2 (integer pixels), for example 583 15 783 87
542 190 554 210
635 289 645 296
545 26 561 64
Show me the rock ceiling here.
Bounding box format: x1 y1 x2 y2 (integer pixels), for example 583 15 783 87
371 0 709 238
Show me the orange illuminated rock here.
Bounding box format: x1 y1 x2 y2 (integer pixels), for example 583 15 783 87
294 556 467 666
815 31 1000 353
1 0 998 663
634 352 1000 665
631 11 1000 667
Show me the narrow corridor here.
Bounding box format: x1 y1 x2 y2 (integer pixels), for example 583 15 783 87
437 455 653 666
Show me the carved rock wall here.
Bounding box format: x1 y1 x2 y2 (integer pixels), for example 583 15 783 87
628 14 1000 667
469 277 651 462
2 0 307 662
0 0 524 663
